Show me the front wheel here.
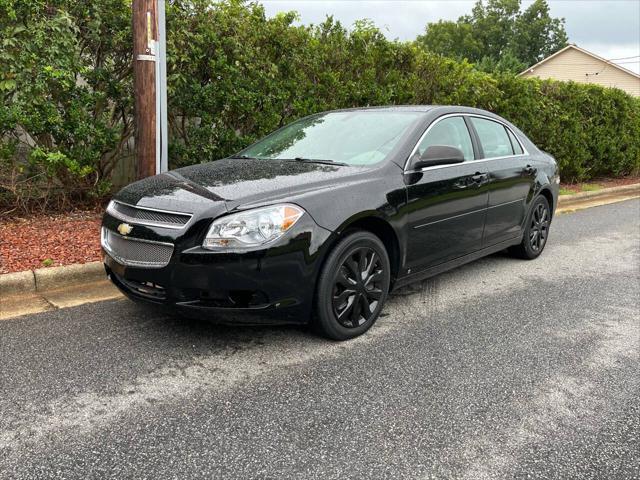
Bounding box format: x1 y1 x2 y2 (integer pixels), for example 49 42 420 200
314 231 391 340
509 195 551 260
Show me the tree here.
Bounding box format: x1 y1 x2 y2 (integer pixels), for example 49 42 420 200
416 0 567 73
513 0 568 66
467 0 520 61
414 21 482 63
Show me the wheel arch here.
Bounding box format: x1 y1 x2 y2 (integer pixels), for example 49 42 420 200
324 214 402 288
538 186 555 219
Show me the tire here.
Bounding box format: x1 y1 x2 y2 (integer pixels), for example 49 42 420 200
509 195 551 260
314 231 391 340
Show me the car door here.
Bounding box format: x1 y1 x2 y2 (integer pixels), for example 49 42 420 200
468 116 536 246
404 115 489 272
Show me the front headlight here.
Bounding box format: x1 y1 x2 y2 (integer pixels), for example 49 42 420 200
202 204 304 250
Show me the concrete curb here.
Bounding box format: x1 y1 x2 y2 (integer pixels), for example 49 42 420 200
1 261 106 297
0 270 36 297
35 262 107 292
557 183 640 207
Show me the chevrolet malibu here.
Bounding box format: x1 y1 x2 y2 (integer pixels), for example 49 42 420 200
102 106 559 340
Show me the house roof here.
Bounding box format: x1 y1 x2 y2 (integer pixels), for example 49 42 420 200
518 44 640 80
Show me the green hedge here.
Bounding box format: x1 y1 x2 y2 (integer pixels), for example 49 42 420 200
1 0 639 211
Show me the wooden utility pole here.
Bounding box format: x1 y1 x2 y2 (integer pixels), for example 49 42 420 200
132 0 158 180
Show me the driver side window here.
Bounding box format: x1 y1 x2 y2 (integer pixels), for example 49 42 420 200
417 117 474 161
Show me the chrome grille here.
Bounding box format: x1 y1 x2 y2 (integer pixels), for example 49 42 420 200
108 201 192 229
102 228 174 268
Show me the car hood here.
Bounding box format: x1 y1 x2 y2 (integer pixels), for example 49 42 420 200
113 158 366 215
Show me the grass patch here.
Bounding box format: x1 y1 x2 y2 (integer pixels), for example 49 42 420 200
559 183 604 195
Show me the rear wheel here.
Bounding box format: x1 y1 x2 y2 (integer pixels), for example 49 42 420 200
314 231 391 340
509 195 551 259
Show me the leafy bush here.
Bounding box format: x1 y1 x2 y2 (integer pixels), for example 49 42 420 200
1 0 639 213
0 0 132 212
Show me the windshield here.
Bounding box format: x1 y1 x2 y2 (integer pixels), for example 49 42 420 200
238 111 423 166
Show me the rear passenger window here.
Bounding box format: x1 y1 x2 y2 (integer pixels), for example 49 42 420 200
470 117 514 158
507 129 524 155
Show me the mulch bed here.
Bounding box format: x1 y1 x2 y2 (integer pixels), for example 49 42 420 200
0 210 102 274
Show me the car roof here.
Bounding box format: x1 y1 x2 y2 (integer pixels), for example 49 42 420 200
324 105 502 118
325 105 435 113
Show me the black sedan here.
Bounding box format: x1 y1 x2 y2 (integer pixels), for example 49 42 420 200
102 106 559 340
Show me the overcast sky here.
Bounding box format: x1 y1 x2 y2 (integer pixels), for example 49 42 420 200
260 0 640 74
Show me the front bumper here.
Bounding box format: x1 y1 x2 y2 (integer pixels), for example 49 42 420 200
102 213 332 325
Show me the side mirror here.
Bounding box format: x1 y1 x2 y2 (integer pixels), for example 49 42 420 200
412 145 465 169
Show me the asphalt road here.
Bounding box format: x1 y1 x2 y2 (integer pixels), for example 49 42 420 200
1 199 639 480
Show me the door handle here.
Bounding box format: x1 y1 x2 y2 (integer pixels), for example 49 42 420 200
455 172 489 189
453 179 471 189
471 172 489 186
524 164 537 175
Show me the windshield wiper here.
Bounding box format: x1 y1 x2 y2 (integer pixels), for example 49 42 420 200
290 157 349 166
231 155 348 166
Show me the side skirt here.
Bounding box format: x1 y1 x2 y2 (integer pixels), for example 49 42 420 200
391 235 522 291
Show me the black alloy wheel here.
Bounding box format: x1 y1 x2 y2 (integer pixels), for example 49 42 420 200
332 247 384 328
509 195 552 260
315 231 391 340
529 201 550 253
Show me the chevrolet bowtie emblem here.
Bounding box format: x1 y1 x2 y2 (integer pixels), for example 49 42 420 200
117 223 133 236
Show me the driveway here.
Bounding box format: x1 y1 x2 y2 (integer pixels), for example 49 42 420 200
1 199 638 479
